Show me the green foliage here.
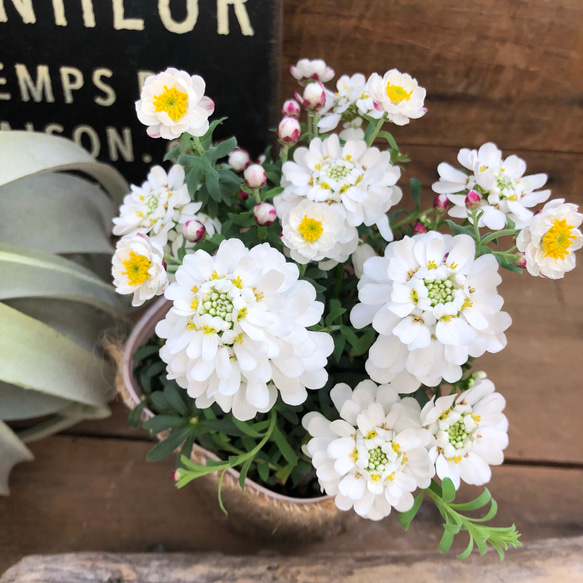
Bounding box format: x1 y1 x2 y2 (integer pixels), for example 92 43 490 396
426 478 522 560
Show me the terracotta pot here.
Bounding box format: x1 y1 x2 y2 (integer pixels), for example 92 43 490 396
119 297 348 541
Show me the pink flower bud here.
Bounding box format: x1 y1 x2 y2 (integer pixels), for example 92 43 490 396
413 222 428 234
238 189 250 202
295 81 326 111
183 220 206 243
253 202 277 226
278 117 301 145
173 469 181 482
514 252 527 269
282 99 301 117
243 164 266 189
228 147 251 172
433 194 449 213
465 189 482 211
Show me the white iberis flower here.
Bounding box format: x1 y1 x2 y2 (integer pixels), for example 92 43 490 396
136 68 215 139
351 232 511 392
156 239 334 421
167 212 222 259
275 134 402 243
112 234 168 307
280 199 358 266
367 69 427 126
432 143 551 230
290 58 335 85
421 378 508 490
517 198 583 279
112 165 202 249
318 73 377 134
303 380 434 520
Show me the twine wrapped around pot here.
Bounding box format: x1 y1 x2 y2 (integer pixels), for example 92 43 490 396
112 298 351 541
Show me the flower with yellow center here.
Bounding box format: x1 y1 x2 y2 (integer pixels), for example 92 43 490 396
136 67 215 139
302 380 434 521
280 199 358 267
517 198 583 279
421 378 508 490
112 234 168 307
153 85 188 122
367 69 427 126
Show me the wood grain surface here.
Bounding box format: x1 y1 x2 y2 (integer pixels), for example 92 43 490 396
3 537 583 583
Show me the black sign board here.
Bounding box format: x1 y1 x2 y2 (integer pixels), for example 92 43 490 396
0 0 282 183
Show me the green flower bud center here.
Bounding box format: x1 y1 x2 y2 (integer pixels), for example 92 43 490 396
424 277 455 307
494 173 517 199
366 446 389 473
200 287 235 326
448 416 472 450
325 162 351 181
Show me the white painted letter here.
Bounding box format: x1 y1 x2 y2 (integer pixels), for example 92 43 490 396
93 68 116 107
217 0 254 36
106 126 134 162
60 66 84 104
51 0 67 26
0 0 36 24
45 123 64 135
159 0 198 34
73 125 100 157
15 64 55 102
0 63 11 101
112 0 144 30
81 0 95 27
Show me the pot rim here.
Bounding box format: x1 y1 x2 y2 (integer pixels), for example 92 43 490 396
122 297 334 506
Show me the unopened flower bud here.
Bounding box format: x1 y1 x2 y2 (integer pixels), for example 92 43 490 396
295 81 326 111
244 164 266 189
278 117 301 145
514 252 527 269
253 202 277 226
465 189 482 211
282 99 301 117
228 147 251 172
238 189 250 202
183 220 206 243
433 194 449 213
413 222 428 234
173 469 181 482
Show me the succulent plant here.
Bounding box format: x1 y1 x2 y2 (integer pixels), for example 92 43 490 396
0 131 130 494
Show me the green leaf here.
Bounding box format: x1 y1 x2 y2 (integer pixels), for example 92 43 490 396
0 302 113 408
143 415 188 434
410 177 421 207
0 420 34 495
274 462 296 485
398 491 424 531
132 344 160 362
441 477 456 503
238 457 253 491
209 137 237 163
146 427 190 462
438 522 462 553
164 384 189 417
271 426 298 467
256 460 270 483
128 400 146 428
0 381 69 421
0 130 129 205
444 219 477 237
450 488 492 511
150 391 171 412
325 299 346 327
205 169 222 202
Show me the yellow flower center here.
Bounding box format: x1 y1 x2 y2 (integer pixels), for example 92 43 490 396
385 83 413 104
542 218 576 260
122 252 151 286
153 85 188 121
298 215 323 242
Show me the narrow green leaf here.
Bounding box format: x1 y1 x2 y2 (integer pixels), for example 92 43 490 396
143 415 188 434
441 478 456 503
444 220 476 238
271 426 298 467
132 345 160 362
450 488 492 511
438 522 461 554
164 384 188 417
457 537 475 560
410 177 421 207
210 137 237 162
146 427 190 462
238 457 253 491
398 491 424 531
150 391 171 412
128 401 146 428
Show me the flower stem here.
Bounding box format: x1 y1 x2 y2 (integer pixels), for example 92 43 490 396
480 229 520 246
366 114 387 147
192 136 205 156
391 208 432 231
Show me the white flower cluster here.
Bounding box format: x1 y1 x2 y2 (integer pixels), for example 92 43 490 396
351 232 511 391
432 142 551 230
318 69 427 133
156 239 334 421
303 378 507 517
274 134 402 267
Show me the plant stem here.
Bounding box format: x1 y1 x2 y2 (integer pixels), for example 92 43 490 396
391 207 432 231
366 114 387 147
192 136 205 156
480 229 519 246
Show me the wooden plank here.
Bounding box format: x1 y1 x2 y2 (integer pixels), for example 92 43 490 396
281 0 583 152
3 536 583 583
1 435 582 574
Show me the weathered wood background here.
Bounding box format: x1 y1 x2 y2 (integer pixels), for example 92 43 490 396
1 0 582 576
